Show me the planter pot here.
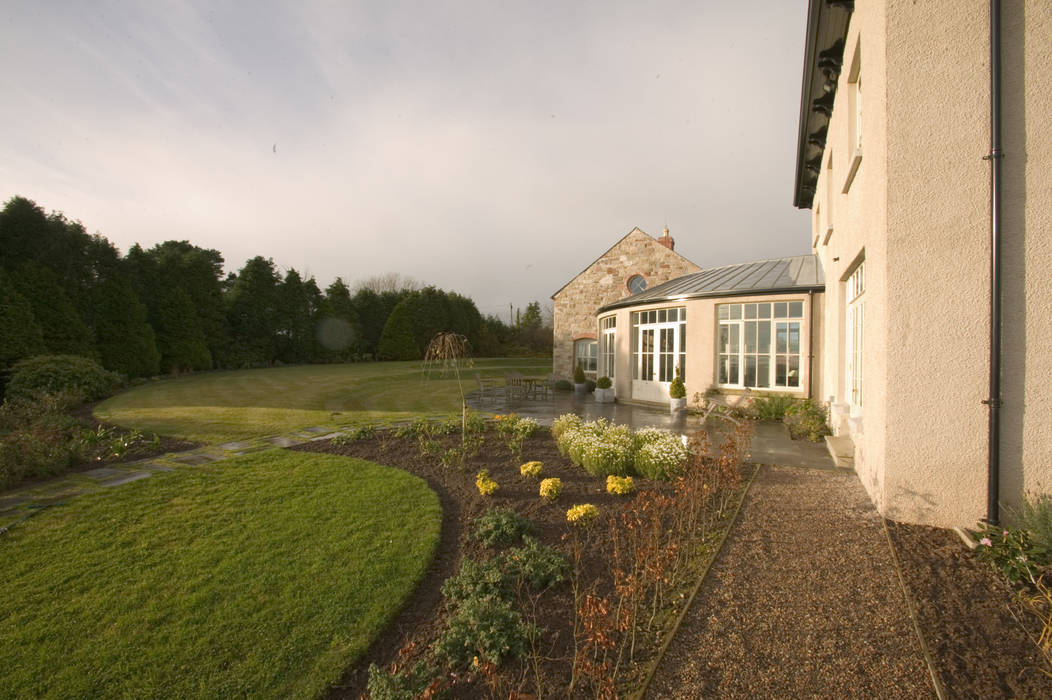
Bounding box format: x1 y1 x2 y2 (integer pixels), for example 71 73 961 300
669 397 687 413
574 382 589 396
594 387 615 403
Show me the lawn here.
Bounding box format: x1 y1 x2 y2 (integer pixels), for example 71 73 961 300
0 449 441 700
95 358 551 444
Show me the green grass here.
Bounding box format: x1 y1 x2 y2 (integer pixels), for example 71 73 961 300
0 449 441 700
96 358 551 443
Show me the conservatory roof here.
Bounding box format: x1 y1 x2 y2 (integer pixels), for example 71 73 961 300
597 254 825 313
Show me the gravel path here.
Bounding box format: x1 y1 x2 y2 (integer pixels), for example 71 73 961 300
647 465 936 699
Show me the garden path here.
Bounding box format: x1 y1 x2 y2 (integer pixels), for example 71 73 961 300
646 464 937 698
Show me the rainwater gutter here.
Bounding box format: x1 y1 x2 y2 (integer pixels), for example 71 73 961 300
983 0 1003 525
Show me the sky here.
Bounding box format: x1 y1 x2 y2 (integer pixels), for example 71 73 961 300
0 0 813 320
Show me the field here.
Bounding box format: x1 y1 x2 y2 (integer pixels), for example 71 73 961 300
95 358 550 443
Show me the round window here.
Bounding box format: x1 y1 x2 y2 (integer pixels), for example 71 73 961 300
627 275 647 294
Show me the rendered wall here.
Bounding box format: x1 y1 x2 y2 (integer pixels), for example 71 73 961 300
810 0 1051 527
551 228 700 380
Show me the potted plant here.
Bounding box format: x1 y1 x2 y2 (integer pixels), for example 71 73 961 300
669 367 686 413
594 376 614 403
573 362 589 396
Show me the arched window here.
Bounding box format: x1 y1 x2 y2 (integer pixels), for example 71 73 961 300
574 339 598 376
627 275 647 295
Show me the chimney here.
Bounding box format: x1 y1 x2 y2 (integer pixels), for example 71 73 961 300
658 226 675 251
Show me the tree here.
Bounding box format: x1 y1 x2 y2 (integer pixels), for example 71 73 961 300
0 269 44 369
225 256 282 366
92 273 161 377
354 272 421 294
276 268 319 364
11 263 95 358
316 278 361 362
376 299 420 360
155 286 211 373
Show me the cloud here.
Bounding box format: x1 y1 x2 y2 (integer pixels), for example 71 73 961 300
0 0 812 314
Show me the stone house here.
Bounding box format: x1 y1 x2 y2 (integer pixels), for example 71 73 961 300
550 227 700 381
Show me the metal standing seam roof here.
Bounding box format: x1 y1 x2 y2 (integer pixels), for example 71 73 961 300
597 254 825 313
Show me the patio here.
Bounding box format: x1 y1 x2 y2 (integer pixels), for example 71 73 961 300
466 388 837 469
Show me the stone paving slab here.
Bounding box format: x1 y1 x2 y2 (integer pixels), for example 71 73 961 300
137 462 177 472
169 453 220 466
98 472 152 487
215 440 254 451
81 468 126 481
262 436 303 447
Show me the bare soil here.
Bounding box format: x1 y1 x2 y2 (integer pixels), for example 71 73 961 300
888 522 1052 699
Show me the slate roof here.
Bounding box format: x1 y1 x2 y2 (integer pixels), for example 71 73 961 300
597 254 825 312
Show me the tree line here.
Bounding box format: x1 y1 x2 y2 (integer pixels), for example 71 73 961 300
0 196 551 383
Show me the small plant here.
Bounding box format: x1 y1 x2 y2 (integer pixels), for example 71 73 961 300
554 379 573 392
573 362 586 384
784 398 831 441
633 428 690 480
519 461 543 478
596 376 612 390
551 413 583 442
974 523 1041 583
497 415 539 457
539 477 562 502
1014 493 1052 563
366 659 437 700
505 536 570 590
475 470 499 496
433 595 530 669
566 504 599 526
669 367 686 399
473 508 536 548
749 394 795 421
606 475 636 496
441 557 512 607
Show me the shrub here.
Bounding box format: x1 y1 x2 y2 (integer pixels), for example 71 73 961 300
539 478 562 502
475 470 498 496
434 596 530 668
749 393 795 421
596 376 612 390
570 423 634 477
566 504 600 526
519 461 543 478
633 429 689 480
505 537 570 590
974 523 1043 584
784 399 831 442
441 557 511 607
585 379 596 392
6 355 122 403
473 508 536 548
551 413 583 443
669 367 686 399
606 475 636 495
553 379 573 392
573 362 586 384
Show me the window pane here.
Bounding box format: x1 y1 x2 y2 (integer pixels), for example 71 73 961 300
679 353 685 381
648 310 656 323
789 323 800 354
776 356 787 385
745 321 756 353
718 305 729 320
757 355 771 387
729 324 740 353
776 323 788 353
659 352 670 381
774 302 788 318
718 356 729 384
719 325 730 354
745 303 757 320
744 355 756 387
758 303 771 318
661 328 674 353
730 304 742 320
789 301 803 318
658 309 667 323
758 322 771 353
679 323 686 352
788 356 800 387
728 355 739 384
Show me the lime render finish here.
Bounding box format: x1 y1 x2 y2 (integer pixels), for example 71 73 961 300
802 0 1051 527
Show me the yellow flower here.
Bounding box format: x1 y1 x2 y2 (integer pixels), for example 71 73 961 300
520 461 543 478
606 475 636 496
475 469 498 496
566 504 599 525
539 477 562 502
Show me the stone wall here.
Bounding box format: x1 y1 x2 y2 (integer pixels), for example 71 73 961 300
551 228 701 379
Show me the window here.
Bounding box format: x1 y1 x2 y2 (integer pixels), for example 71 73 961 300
599 316 616 378
846 261 865 408
574 339 597 375
631 307 685 382
843 39 863 192
717 301 804 390
627 275 647 294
